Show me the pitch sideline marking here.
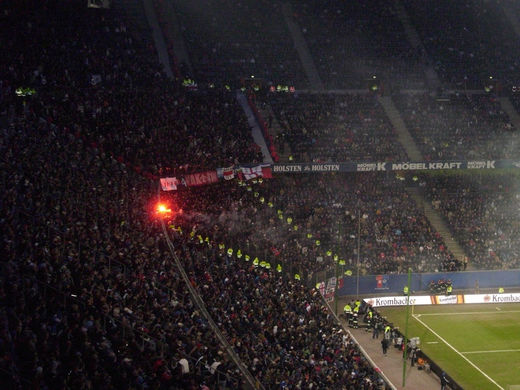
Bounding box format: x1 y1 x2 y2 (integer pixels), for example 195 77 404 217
412 314 504 390
461 349 520 354
415 310 520 316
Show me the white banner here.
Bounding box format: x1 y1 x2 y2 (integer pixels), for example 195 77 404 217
364 296 432 307
160 177 179 191
463 293 520 304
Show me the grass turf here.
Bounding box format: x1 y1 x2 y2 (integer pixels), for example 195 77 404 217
376 303 520 390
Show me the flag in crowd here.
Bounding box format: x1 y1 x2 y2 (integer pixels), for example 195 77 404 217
240 165 273 180
223 166 235 180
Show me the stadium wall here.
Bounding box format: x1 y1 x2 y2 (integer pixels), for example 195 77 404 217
337 269 520 296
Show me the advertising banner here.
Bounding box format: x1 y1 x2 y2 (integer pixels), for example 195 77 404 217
363 295 433 307
463 293 520 304
363 293 520 307
271 160 517 174
430 295 465 305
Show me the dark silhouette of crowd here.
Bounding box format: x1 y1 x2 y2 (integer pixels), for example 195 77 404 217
0 1 258 388
2 119 245 389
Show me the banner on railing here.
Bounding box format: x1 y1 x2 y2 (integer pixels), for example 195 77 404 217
272 160 518 173
184 171 218 187
160 177 179 191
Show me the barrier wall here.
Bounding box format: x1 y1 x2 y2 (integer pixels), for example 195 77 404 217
337 269 520 296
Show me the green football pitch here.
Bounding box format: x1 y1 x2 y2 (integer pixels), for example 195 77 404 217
376 303 520 390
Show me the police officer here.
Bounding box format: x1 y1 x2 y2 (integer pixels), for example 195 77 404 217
384 325 392 340
343 303 352 322
366 310 373 332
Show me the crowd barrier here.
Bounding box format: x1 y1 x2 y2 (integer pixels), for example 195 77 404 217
337 269 520 296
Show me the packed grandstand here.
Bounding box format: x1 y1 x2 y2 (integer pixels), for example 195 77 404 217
1 0 520 389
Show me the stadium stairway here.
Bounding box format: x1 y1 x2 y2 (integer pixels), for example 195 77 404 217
498 97 520 131
255 103 293 162
377 96 423 161
156 0 193 77
112 0 153 46
281 2 324 91
112 0 175 79
236 92 274 164
406 186 468 267
142 0 174 79
392 0 440 89
499 2 520 38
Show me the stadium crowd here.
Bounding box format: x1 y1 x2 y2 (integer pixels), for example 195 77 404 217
213 174 461 278
0 1 253 388
422 174 520 270
1 118 246 389
395 93 517 160
2 0 520 389
0 0 385 388
171 0 307 89
402 0 520 87
265 93 408 163
289 0 425 89
167 232 384 389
